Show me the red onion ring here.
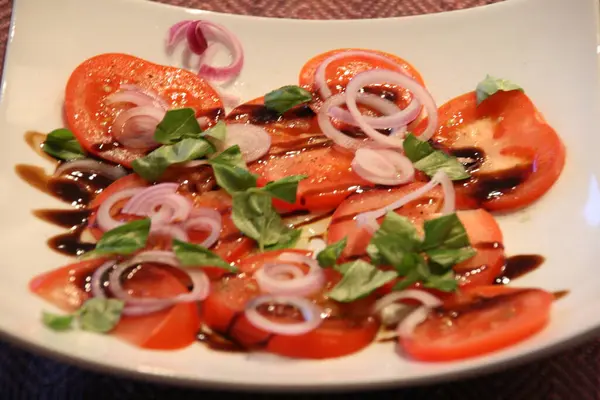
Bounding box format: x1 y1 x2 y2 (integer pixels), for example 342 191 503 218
111 105 166 150
351 148 415 186
55 159 127 181
314 50 411 99
355 171 455 233
122 183 193 225
254 252 325 297
108 251 210 306
183 207 222 248
90 260 116 299
245 295 323 336
195 21 244 82
95 187 144 232
151 224 189 242
224 124 271 162
186 20 209 55
166 20 192 49
345 70 439 146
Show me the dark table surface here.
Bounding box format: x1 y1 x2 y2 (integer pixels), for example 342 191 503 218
1 0 599 398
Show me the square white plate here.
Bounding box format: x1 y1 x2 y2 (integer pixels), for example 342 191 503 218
1 0 599 391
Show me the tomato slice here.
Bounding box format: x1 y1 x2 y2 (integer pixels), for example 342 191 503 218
65 53 224 167
249 145 371 211
414 91 565 211
87 176 254 262
400 286 553 361
201 250 379 359
298 48 425 113
30 260 199 350
327 182 505 288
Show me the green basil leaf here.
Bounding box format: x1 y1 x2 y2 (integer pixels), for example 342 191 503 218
422 270 459 292
316 237 347 268
392 269 421 291
367 212 421 271
328 260 397 302
210 145 247 169
41 129 86 161
403 134 469 181
202 120 227 142
211 163 257 194
132 138 214 181
231 192 299 251
426 247 477 268
77 298 124 333
476 75 523 105
42 311 74 331
420 213 471 251
264 85 312 114
88 218 150 257
154 108 203 144
261 175 307 203
264 228 302 251
172 239 237 272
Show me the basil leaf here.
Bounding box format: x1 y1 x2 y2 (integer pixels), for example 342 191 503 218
423 270 459 292
328 260 397 302
420 213 471 251
367 212 421 271
172 239 237 272
316 237 347 268
41 129 86 161
403 134 469 181
42 311 74 331
89 218 150 257
264 85 312 114
476 75 523 105
426 247 477 268
154 108 203 144
210 145 247 169
231 191 300 251
211 164 257 194
132 138 214 181
263 228 302 251
78 298 124 333
392 269 421 291
261 175 307 203
202 120 227 142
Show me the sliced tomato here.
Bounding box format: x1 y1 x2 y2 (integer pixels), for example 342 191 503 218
400 286 553 361
249 145 371 211
414 91 565 211
327 182 505 288
225 97 323 152
30 260 199 350
299 48 425 113
201 250 379 359
65 53 224 167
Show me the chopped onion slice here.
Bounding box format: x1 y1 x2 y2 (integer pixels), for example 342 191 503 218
95 187 144 232
345 69 439 146
166 20 192 49
351 148 415 186
329 96 420 131
111 105 166 150
183 207 223 248
108 251 210 307
355 171 455 231
245 295 323 336
186 20 209 55
224 124 271 162
396 306 432 339
90 260 116 299
254 252 326 297
314 50 411 99
151 224 189 242
55 159 127 181
122 183 193 225
196 21 244 82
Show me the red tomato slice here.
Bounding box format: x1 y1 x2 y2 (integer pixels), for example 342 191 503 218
327 182 505 288
249 145 372 212
414 91 565 211
87 176 254 262
400 286 553 361
201 250 379 359
65 53 224 167
30 260 199 350
298 48 425 113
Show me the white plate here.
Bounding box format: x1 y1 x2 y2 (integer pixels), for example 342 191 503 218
1 0 599 391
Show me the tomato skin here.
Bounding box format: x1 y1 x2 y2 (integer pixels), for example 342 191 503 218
400 286 553 361
298 48 425 112
65 53 224 167
415 90 565 212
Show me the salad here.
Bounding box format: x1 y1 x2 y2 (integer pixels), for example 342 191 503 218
20 19 566 361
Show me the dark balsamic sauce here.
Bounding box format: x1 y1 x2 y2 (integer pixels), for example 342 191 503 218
226 104 315 125
494 255 545 285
